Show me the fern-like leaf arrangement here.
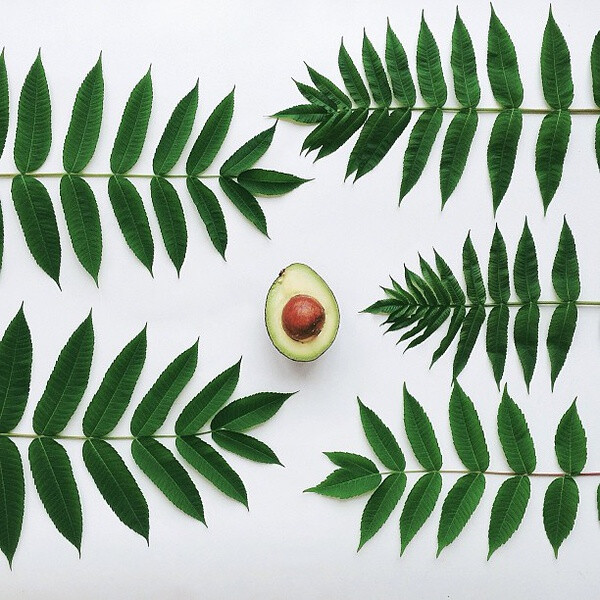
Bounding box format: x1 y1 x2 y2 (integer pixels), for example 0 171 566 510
1 52 309 286
276 6 598 212
0 306 294 566
364 218 583 390
308 384 590 558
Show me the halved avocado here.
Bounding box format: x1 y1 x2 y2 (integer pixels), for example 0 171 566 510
265 263 339 361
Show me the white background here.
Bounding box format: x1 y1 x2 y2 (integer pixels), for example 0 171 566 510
1 0 600 598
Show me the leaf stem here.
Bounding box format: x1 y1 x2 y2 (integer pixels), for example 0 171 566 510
0 431 214 441
0 173 222 180
385 468 600 477
333 106 600 115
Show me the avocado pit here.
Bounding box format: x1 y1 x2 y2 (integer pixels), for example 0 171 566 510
281 294 325 342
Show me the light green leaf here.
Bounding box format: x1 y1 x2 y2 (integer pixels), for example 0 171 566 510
451 9 480 108
305 469 382 499
130 340 198 437
153 82 198 176
110 68 152 174
400 472 442 554
131 437 204 522
219 177 267 235
555 401 586 475
462 233 486 305
14 52 51 173
212 430 282 465
514 221 540 302
359 472 406 550
0 437 24 567
237 169 310 196
437 472 485 556
452 305 485 379
107 175 154 273
29 438 82 552
0 306 32 433
82 326 147 438
486 304 509 387
385 21 416 107
11 175 61 286
362 32 391 108
543 476 578 557
273 104 330 124
547 303 577 389
417 13 447 107
488 226 510 303
0 50 8 160
83 439 148 541
488 475 530 558
220 124 276 177
33 312 94 436
305 64 351 109
541 8 573 110
338 41 370 108
514 303 539 390
552 218 580 302
175 359 241 435
60 174 102 284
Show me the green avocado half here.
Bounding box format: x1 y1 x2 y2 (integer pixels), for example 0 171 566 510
265 263 339 361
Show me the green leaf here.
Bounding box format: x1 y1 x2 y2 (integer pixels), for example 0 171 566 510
130 340 198 437
514 303 540 390
357 398 405 471
33 312 94 436
437 472 485 556
219 177 267 236
417 14 447 107
535 110 571 212
497 387 536 474
0 50 9 160
175 359 241 435
514 221 540 302
150 177 187 275
63 55 103 173
11 175 61 286
449 382 489 471
305 469 382 499
82 326 147 438
399 108 443 201
543 476 578 557
83 439 148 541
237 169 310 196
555 401 586 475
60 175 102 284
324 452 379 474
338 41 370 108
552 218 580 302
488 475 530 559
400 472 442 554
220 124 275 177
153 82 198 176
176 436 247 507
547 303 577 390
14 52 51 173
0 306 32 433
294 80 337 111
487 7 523 108
430 306 466 367
212 430 282 465
29 438 82 552
385 20 416 107
358 472 406 550
211 391 293 432
273 104 330 124
305 64 351 109
131 437 204 522
186 88 234 176
110 68 152 174
403 385 442 471
451 9 480 108
462 233 486 304
596 118 600 172
0 437 24 566
435 251 466 304
362 32 391 107
107 175 154 273
486 304 509 387
440 109 478 206
487 108 523 212
186 177 227 258
452 305 485 379
540 8 573 110
593 32 600 107
488 226 509 303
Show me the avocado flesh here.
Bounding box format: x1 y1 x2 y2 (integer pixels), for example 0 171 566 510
265 263 339 361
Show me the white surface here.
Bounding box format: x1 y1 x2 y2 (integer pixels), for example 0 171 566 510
1 0 600 598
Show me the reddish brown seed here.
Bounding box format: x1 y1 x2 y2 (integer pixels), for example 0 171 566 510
281 294 326 341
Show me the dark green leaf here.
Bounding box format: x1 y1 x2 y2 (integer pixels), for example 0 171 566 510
385 21 416 107
488 226 510 303
0 306 32 433
514 221 540 302
153 82 198 176
451 9 480 108
338 41 370 108
63 55 103 173
83 439 148 541
237 169 309 196
345 109 385 179
430 306 466 366
33 312 94 436
110 68 152 174
14 52 51 173
452 305 485 379
107 175 154 273
60 174 102 284
417 14 447 107
514 303 539 390
83 326 147 438
273 104 330 124
488 475 530 559
11 175 61 286
486 304 509 387
305 468 382 499
547 303 577 390
294 80 337 110
29 438 82 552
131 437 204 522
0 50 8 160
462 233 486 304
130 339 198 437
0 437 24 566
362 32 391 107
592 33 600 106
220 124 275 177
436 251 466 303
212 430 282 465
306 64 351 109
541 8 573 110
555 401 586 475
543 476 578 557
552 218 580 302
219 176 267 235
324 452 379 474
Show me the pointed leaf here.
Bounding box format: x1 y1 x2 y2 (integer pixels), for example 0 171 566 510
273 104 330 124
547 302 577 389
346 109 386 178
324 452 379 474
219 176 267 235
498 388 536 474
212 430 282 465
403 386 442 471
362 32 391 107
315 109 369 160
541 9 573 110
237 169 309 197
33 313 94 436
488 226 510 303
555 401 586 475
385 21 416 107
543 476 578 557
593 32 600 106
306 469 381 499
338 41 370 108
486 304 509 386
514 221 540 302
220 124 275 177
452 305 485 379
417 14 447 107
451 10 480 108
294 80 337 110
462 233 486 304
0 50 8 160
552 218 580 302
430 306 466 366
514 303 540 390
0 437 24 566
305 64 351 109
